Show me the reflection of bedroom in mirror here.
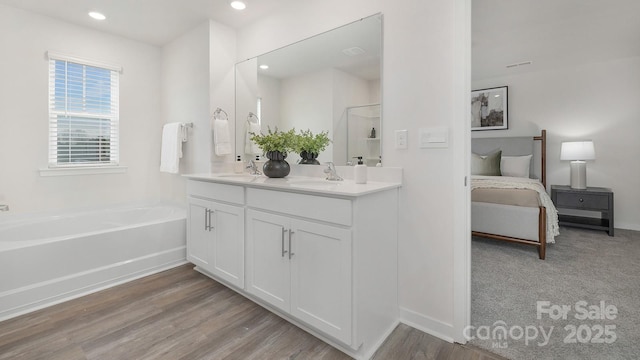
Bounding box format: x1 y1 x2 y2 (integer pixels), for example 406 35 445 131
235 14 382 166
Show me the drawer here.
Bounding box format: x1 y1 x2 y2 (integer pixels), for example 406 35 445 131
187 180 244 205
247 188 352 226
555 192 609 210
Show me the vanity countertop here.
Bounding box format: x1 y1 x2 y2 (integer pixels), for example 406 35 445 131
183 173 401 198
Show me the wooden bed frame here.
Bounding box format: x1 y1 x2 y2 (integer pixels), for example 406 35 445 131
472 130 548 259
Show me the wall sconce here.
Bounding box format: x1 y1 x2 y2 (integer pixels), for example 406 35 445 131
560 141 595 189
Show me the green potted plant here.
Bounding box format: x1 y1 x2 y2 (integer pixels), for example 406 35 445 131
293 129 331 165
249 127 296 178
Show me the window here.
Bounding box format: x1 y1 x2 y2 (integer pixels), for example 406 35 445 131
48 52 120 167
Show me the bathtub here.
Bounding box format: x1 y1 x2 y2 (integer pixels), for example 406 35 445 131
0 202 187 321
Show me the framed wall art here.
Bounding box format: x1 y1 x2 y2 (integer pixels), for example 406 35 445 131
471 86 508 131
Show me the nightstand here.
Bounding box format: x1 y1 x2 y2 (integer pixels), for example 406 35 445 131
551 185 614 236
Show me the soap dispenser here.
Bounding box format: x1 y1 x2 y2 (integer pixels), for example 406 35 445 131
370 127 376 139
354 156 367 184
234 155 244 173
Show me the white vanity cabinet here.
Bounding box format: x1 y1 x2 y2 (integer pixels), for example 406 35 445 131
187 181 245 289
184 176 399 360
246 208 352 344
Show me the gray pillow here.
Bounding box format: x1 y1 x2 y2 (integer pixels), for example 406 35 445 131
471 150 502 176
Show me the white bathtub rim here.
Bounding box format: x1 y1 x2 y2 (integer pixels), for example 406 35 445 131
0 200 185 226
0 201 186 251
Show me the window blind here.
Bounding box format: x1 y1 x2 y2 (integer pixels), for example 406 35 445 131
48 54 120 167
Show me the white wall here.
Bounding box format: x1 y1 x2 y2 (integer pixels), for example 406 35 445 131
237 0 469 341
161 20 236 198
209 21 237 167
369 80 381 104
0 5 166 213
162 22 212 177
280 69 333 132
279 69 333 163
258 75 281 132
161 22 210 201
236 58 259 158
473 56 640 230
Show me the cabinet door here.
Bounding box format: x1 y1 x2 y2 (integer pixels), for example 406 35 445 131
290 219 352 344
187 197 212 270
210 202 245 289
245 210 291 313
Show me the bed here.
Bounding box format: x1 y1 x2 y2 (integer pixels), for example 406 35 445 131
471 130 559 259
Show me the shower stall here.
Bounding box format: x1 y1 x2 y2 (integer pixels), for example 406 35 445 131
346 104 381 167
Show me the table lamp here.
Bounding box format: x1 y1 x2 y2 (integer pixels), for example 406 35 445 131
560 141 595 189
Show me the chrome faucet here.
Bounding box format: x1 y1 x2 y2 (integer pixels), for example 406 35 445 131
246 159 262 176
324 162 343 181
0 204 8 212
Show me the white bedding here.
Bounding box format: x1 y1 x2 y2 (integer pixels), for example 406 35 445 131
471 175 560 243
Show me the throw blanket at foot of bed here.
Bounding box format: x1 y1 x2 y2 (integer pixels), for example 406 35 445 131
471 175 560 243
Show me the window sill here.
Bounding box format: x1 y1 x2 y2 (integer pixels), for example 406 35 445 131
39 166 128 177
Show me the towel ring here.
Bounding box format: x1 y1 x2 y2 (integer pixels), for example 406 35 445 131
213 107 228 120
247 112 260 125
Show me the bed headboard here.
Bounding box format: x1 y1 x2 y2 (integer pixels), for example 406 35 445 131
471 130 547 188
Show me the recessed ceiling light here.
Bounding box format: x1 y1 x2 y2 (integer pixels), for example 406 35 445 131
88 11 106 20
259 64 269 70
230 1 246 10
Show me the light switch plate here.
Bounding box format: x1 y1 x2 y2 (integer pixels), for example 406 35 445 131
395 130 408 149
419 127 448 148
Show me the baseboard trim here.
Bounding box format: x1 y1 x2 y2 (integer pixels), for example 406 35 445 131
615 223 640 232
365 319 400 359
399 306 455 343
0 247 187 322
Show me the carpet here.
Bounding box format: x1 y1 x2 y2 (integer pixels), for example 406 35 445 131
471 226 640 360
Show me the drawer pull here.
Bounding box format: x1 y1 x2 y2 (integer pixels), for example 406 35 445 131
579 198 584 203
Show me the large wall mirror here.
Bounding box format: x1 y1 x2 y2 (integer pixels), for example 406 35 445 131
235 14 382 166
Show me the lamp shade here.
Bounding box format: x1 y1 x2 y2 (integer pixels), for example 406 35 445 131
560 141 595 161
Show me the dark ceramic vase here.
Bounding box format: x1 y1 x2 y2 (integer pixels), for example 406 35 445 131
263 151 290 178
299 151 320 165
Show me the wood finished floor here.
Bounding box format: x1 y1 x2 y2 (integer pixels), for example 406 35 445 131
0 265 506 360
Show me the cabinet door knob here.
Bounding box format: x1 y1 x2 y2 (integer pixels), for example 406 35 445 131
579 198 584 203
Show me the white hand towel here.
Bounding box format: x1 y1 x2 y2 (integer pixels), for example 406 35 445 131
160 123 183 174
213 118 232 156
245 122 262 155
